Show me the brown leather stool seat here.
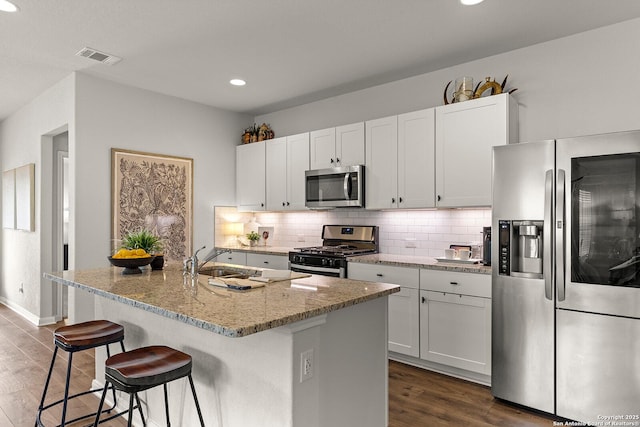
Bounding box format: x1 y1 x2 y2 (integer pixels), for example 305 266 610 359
36 320 126 427
93 345 205 427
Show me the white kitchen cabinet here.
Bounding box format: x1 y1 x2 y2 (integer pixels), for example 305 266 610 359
218 250 247 266
246 253 289 270
348 262 420 357
435 93 518 207
398 109 436 208
419 269 491 375
365 115 397 209
236 141 266 211
366 109 435 210
266 133 309 211
310 122 364 170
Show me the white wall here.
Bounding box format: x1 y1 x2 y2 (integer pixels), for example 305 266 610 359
255 18 640 142
0 73 251 323
73 73 250 269
0 74 75 324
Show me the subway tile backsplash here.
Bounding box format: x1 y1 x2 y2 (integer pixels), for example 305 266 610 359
215 206 491 258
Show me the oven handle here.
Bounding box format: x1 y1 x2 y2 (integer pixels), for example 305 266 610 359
290 263 343 277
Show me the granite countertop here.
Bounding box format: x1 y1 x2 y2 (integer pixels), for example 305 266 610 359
44 264 399 338
348 253 492 275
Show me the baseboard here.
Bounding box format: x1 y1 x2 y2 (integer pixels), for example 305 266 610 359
389 352 492 387
0 297 57 326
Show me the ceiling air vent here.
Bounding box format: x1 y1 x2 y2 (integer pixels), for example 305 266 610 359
75 47 122 65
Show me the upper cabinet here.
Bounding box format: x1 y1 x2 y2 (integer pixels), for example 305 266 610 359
266 133 310 211
435 93 518 207
365 109 435 210
236 141 266 212
310 122 365 170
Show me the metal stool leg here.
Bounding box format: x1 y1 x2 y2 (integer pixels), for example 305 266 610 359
188 374 206 427
93 382 110 426
163 383 171 426
35 347 58 427
60 352 74 426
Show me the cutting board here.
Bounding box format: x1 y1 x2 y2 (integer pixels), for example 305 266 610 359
208 271 311 291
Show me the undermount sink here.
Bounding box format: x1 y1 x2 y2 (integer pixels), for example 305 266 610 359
200 267 251 280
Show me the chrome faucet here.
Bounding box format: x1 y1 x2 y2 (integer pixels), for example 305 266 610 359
198 248 232 271
184 246 207 278
183 247 233 277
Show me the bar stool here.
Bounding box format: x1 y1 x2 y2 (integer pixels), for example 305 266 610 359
35 320 126 427
93 345 205 427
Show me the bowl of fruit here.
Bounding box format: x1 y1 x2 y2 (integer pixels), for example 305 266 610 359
109 230 162 274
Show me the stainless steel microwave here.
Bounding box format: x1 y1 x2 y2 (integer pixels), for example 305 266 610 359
305 165 365 208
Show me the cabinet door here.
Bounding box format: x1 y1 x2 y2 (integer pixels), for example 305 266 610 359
398 109 435 208
420 290 491 375
285 133 310 210
236 142 266 211
348 262 420 357
336 122 365 167
310 127 336 170
388 287 420 357
265 137 287 211
246 253 289 270
435 93 516 207
365 116 398 209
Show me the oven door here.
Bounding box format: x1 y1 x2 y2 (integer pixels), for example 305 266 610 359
290 263 344 277
305 165 364 208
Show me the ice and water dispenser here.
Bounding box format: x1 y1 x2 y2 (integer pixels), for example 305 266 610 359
498 220 544 278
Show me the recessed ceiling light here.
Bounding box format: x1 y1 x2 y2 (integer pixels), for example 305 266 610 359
0 0 18 12
460 0 484 5
230 79 246 86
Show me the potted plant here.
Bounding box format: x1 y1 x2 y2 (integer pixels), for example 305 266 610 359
121 229 165 269
246 231 260 247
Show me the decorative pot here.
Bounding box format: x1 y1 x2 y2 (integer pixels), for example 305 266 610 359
151 255 165 270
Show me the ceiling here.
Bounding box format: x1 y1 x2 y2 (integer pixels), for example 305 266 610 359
2 0 640 121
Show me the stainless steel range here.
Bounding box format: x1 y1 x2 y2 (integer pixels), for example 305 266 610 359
289 225 379 277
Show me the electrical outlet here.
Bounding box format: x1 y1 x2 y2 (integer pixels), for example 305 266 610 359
19 283 24 293
405 238 417 248
300 349 314 382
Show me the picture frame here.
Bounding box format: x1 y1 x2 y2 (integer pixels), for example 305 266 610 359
258 226 274 246
111 148 193 262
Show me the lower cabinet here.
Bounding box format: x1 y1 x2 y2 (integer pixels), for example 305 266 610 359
347 262 420 358
246 253 289 270
419 269 491 376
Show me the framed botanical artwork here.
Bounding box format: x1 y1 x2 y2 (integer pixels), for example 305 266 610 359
111 148 193 262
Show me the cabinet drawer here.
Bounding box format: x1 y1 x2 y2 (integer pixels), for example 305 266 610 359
420 269 490 298
246 253 289 270
219 251 247 266
348 262 419 289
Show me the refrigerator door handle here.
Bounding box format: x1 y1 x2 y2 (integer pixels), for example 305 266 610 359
556 168 566 301
544 169 553 300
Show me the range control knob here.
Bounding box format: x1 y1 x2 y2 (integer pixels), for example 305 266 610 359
321 258 330 267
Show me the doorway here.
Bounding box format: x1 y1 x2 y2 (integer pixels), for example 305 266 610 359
52 132 69 318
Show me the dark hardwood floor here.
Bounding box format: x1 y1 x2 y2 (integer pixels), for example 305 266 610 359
1 303 559 426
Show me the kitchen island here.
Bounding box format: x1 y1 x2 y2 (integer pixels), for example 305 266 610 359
44 264 399 427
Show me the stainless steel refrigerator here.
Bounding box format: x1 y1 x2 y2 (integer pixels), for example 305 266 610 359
491 132 640 424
